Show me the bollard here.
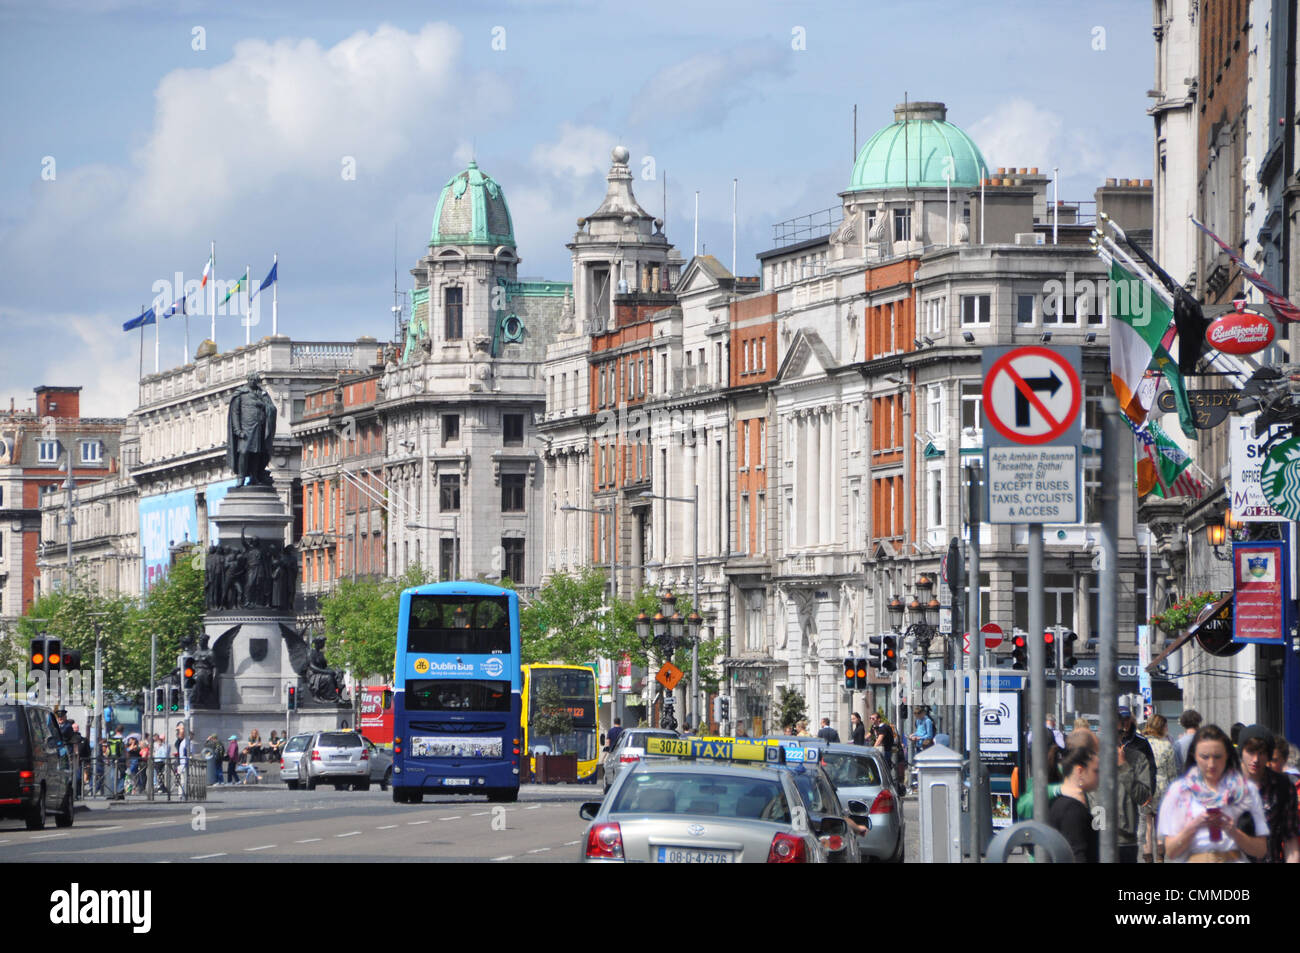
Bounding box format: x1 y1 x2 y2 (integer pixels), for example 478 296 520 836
916 743 964 863
985 820 1074 863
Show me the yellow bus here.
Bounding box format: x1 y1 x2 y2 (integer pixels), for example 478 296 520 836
521 664 599 782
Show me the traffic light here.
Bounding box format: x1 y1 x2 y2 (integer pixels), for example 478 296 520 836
844 657 857 690
287 686 296 712
30 636 60 672
719 696 730 721
168 687 180 712
182 656 196 690
882 636 897 673
867 635 885 669
854 659 869 690
1062 631 1078 669
63 649 81 671
1011 634 1027 669
155 688 165 713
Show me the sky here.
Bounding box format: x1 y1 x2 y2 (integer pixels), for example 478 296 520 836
0 0 1156 418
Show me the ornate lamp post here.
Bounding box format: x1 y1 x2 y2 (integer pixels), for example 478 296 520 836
635 591 702 731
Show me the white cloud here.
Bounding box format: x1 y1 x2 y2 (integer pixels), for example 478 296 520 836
530 123 618 180
968 97 1122 181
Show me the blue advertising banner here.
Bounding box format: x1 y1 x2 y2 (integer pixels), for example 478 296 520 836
139 489 197 591
204 478 238 542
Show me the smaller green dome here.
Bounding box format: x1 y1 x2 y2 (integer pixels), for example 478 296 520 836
430 160 516 248
849 102 989 192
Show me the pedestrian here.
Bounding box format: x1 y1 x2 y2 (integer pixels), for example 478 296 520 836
1157 724 1269 862
152 733 168 793
226 734 240 785
55 708 74 746
794 719 810 737
107 727 126 800
909 706 935 756
850 712 866 746
1237 725 1299 863
816 717 840 744
606 718 623 751
1049 745 1100 863
1140 713 1178 863
869 712 895 761
1173 709 1202 771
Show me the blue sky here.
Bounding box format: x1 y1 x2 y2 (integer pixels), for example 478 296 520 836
0 0 1155 417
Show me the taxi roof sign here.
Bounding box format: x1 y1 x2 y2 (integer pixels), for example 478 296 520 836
644 736 819 766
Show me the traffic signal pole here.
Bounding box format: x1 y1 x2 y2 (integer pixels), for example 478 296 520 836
1098 398 1121 863
1028 523 1046 846
965 463 983 861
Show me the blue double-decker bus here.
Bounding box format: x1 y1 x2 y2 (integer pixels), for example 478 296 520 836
391 582 522 804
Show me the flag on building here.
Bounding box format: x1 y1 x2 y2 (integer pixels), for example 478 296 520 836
220 275 245 306
122 307 156 332
200 254 213 289
1190 215 1300 323
250 260 277 302
162 293 187 318
1121 234 1209 375
1140 419 1204 499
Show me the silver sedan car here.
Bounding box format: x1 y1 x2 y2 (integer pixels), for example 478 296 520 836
578 757 845 863
280 733 314 790
599 728 679 793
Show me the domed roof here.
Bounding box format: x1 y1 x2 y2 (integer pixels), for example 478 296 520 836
848 102 989 193
430 160 515 248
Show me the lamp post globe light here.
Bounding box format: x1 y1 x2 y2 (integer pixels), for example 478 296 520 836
637 487 702 725
634 591 702 731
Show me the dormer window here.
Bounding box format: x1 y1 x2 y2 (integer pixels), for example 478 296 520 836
38 440 59 464
81 440 102 464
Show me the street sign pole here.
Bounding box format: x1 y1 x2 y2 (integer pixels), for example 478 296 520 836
965 463 983 861
1028 523 1046 853
1098 398 1121 863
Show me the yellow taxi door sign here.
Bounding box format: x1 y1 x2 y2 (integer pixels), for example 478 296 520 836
645 737 773 763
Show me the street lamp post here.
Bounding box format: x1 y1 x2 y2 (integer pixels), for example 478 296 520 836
888 586 940 757
636 591 702 731
638 486 700 726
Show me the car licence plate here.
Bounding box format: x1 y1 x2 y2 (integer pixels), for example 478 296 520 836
656 846 734 864
329 754 348 760
443 778 471 786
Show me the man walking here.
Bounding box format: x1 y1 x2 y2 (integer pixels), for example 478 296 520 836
817 717 840 744
1172 709 1201 771
226 735 240 785
1239 725 1299 863
1116 705 1154 862
606 718 623 751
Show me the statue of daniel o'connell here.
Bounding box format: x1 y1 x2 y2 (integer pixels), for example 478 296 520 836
226 373 278 487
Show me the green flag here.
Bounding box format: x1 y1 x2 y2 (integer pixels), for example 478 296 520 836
220 276 245 306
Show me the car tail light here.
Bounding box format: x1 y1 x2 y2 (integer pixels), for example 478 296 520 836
361 749 369 760
311 750 321 761
19 770 33 780
280 759 284 769
822 834 844 853
767 832 808 863
585 822 623 860
870 789 895 814
619 753 641 763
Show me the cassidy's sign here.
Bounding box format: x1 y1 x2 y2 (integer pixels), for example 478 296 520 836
1156 389 1243 429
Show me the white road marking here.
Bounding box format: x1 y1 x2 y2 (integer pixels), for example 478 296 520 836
527 847 550 854
96 826 123 832
143 820 173 826
565 840 580 846
293 838 321 844
336 831 361 838
28 832 69 841
438 816 462 821
191 852 227 859
406 820 430 826
376 824 398 830
471 811 490 816
525 805 541 810
492 855 515 862
244 844 276 852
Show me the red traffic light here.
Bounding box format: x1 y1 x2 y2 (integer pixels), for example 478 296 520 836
1013 635 1026 648
1043 631 1054 644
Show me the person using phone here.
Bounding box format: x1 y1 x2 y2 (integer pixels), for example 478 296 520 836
1158 724 1268 862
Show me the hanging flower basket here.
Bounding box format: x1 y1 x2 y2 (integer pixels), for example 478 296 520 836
1149 591 1222 635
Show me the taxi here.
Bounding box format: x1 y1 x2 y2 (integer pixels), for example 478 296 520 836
577 737 858 863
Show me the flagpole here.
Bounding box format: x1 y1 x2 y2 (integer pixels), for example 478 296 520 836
272 253 278 336
210 240 216 350
245 264 251 346
154 305 160 373
138 309 145 405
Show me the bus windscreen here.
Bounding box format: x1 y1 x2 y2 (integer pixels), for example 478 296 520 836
405 679 512 712
407 594 511 655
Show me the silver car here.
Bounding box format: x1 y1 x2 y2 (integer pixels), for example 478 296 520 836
599 728 679 793
779 740 905 862
280 733 314 790
579 758 843 863
301 731 370 791
362 736 393 790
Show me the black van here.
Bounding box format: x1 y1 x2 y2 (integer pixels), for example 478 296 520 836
0 704 75 830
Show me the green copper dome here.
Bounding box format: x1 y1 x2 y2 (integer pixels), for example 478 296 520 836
430 160 516 248
848 102 989 192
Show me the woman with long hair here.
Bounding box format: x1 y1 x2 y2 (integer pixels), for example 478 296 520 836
1142 714 1177 862
1157 725 1268 862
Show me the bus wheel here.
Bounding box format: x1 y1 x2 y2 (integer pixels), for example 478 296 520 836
486 788 518 804
392 788 407 803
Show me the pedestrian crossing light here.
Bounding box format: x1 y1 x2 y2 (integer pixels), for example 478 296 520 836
844 657 857 690
882 636 897 673
1012 634 1028 670
168 687 180 712
1062 631 1078 669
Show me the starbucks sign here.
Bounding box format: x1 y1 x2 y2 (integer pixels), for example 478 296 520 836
1260 436 1300 520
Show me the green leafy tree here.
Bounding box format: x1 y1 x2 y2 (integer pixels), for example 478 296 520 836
319 563 436 682
776 686 806 733
127 547 206 687
520 568 616 665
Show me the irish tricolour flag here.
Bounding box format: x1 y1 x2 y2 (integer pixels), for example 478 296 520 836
1109 261 1173 425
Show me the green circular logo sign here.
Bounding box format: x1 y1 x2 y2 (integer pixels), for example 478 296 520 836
1260 436 1300 520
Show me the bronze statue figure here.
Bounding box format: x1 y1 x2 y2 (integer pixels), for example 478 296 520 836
227 373 277 487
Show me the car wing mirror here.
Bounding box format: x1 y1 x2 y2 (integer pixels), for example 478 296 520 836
579 801 602 821
817 815 848 836
845 799 869 815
